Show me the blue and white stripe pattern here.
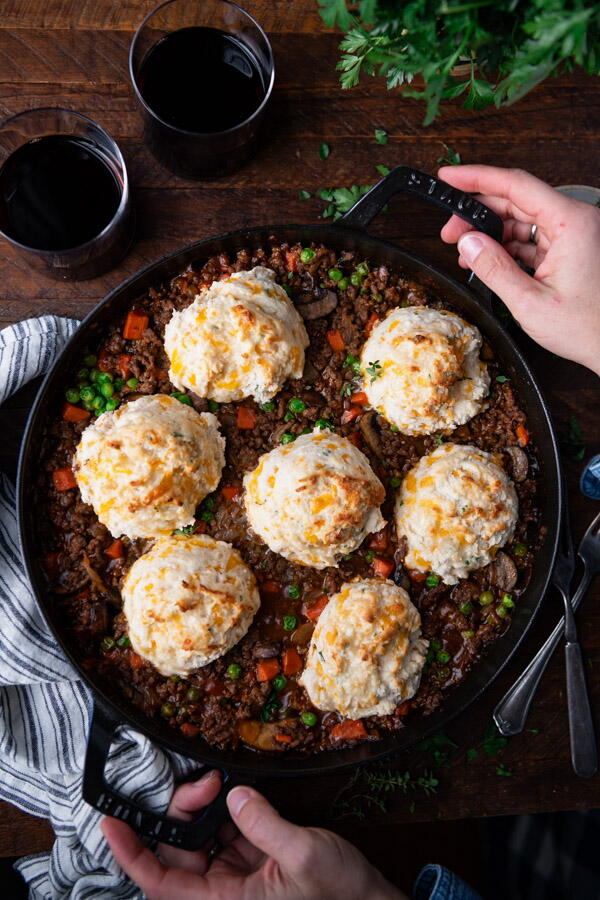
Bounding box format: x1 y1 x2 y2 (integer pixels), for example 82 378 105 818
0 317 198 898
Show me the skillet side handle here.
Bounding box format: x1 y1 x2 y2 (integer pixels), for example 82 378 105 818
339 165 503 314
82 701 249 851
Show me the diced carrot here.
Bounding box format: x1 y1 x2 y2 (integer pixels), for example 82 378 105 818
285 250 297 272
350 391 369 406
181 723 202 738
365 313 380 334
128 650 146 670
516 424 529 447
368 528 389 551
341 406 363 424
347 430 362 447
326 329 346 352
396 701 411 717
221 485 241 501
97 350 111 372
330 719 368 742
52 467 77 491
257 658 281 682
274 733 292 744
304 594 329 622
118 354 132 379
260 580 281 596
236 406 256 429
372 557 394 579
410 570 427 583
42 552 60 579
282 647 302 676
62 402 90 423
105 539 124 559
123 310 149 340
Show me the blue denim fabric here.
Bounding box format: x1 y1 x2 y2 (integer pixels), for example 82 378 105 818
414 864 482 900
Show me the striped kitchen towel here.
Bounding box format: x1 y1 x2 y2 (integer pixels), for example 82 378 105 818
0 316 198 899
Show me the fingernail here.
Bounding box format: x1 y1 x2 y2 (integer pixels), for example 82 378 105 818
193 769 219 785
227 786 250 816
458 233 485 265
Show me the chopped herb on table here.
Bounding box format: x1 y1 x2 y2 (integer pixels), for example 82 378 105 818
318 141 330 160
496 763 514 777
299 189 311 200
437 143 462 167
317 183 374 221
561 416 586 461
374 128 388 145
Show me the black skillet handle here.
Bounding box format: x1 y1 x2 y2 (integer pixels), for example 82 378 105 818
340 166 504 313
83 701 249 851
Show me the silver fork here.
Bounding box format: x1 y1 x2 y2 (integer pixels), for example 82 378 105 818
494 510 600 768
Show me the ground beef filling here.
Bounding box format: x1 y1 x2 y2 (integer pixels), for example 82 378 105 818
39 242 541 754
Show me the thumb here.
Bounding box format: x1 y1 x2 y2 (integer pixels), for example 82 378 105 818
227 786 309 867
458 231 538 312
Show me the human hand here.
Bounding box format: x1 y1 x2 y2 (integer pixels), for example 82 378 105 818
438 164 600 376
101 770 406 900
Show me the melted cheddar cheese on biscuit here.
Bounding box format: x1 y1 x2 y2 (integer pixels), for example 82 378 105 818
395 442 518 584
243 430 385 569
164 266 309 404
74 394 224 539
360 306 489 435
300 578 427 718
122 534 259 676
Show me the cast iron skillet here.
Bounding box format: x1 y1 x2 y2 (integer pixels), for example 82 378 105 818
17 167 562 850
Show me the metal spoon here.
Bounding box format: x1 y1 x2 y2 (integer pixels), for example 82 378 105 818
495 510 600 773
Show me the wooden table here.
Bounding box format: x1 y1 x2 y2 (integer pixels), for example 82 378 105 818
1 0 600 863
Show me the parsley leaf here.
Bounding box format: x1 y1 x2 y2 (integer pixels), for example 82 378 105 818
437 143 462 167
319 142 331 160
366 360 382 383
299 189 311 200
374 128 388 144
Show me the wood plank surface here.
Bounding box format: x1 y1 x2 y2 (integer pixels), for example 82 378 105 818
1 0 600 861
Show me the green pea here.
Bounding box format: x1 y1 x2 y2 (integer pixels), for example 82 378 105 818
287 584 301 599
501 593 515 608
92 395 105 411
65 388 80 404
350 272 363 287
430 638 441 651
389 476 401 488
169 674 180 683
301 426 311 434
426 574 441 587
126 377 139 389
338 277 349 290
513 542 528 557
301 711 317 727
99 382 114 399
281 433 295 444
104 398 119 412
186 686 201 701
77 367 89 381
208 399 220 413
426 649 435 664
84 354 97 367
161 702 176 718
355 262 369 277
117 635 131 648
97 371 113 384
227 663 242 679
496 605 509 618
283 615 297 631
100 636 115 652
328 268 343 281
289 398 306 413
89 368 101 383
172 392 192 406
479 591 494 606
459 601 473 616
80 386 95 403
113 377 124 390
314 418 332 430
390 425 400 433
300 248 316 263
82 398 95 412
273 675 287 691
261 401 275 412
436 650 450 664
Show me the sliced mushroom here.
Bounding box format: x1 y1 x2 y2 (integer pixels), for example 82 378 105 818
297 290 338 320
504 445 529 483
81 553 121 606
238 719 291 751
290 622 314 647
359 410 383 459
253 642 280 659
486 551 518 592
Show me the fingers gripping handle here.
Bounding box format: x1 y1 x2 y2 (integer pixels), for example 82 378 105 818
83 702 247 850
340 166 504 243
